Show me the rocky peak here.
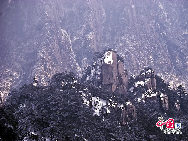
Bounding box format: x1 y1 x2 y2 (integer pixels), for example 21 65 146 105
101 50 128 94
84 50 128 94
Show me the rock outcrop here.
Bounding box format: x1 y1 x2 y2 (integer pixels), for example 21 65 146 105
160 93 169 110
102 51 128 94
84 50 128 94
138 67 156 90
121 101 136 125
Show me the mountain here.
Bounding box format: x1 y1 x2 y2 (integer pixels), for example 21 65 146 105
82 50 128 94
0 0 187 107
0 51 187 140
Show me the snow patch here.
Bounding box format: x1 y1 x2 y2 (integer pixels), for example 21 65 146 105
160 93 165 98
129 87 134 92
159 2 164 9
146 69 152 74
33 82 37 86
104 51 113 64
126 101 132 106
92 97 110 116
137 98 141 103
81 94 110 116
135 81 145 87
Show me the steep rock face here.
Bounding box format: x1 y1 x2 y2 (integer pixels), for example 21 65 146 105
0 0 188 101
102 51 118 92
102 51 128 94
84 50 128 94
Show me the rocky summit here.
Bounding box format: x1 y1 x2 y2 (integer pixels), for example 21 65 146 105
83 50 128 94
